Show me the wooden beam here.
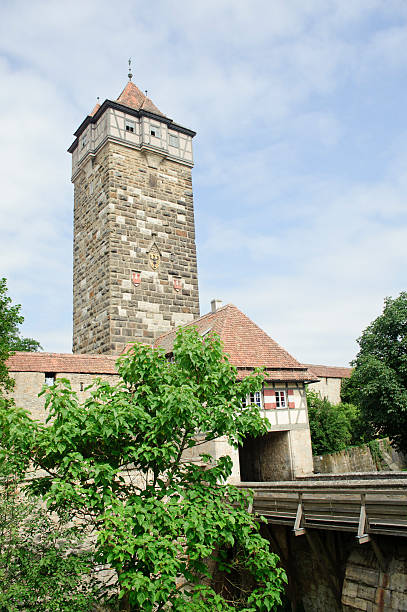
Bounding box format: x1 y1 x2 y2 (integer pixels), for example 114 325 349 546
357 493 371 544
293 493 306 536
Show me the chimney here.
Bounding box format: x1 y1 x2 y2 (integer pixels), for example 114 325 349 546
211 299 223 313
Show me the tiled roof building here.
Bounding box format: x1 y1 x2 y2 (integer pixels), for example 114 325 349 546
8 302 317 482
7 352 117 375
154 303 318 383
153 302 317 482
303 364 352 379
303 363 352 405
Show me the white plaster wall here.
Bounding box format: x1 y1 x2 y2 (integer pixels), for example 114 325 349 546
307 377 342 404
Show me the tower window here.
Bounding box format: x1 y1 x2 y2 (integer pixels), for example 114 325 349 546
125 120 135 133
169 133 178 147
150 126 160 138
44 372 56 386
81 135 87 149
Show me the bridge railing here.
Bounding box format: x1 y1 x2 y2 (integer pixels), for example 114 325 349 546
238 478 407 540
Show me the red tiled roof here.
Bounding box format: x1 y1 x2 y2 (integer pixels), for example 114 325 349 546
7 352 118 374
236 368 318 382
116 81 165 117
303 364 353 379
153 304 318 383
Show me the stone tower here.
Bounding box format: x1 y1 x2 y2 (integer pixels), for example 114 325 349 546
69 76 200 354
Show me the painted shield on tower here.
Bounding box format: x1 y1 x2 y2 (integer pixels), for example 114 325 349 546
173 277 182 292
132 272 141 287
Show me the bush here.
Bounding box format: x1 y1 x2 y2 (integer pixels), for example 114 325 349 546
306 391 366 455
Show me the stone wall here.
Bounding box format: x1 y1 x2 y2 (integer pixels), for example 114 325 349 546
10 371 120 422
313 439 407 474
265 525 407 611
342 539 407 611
73 139 200 355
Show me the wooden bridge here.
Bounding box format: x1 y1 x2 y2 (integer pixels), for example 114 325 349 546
239 472 407 542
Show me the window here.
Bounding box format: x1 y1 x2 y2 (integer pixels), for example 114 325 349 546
80 382 84 391
81 134 87 149
169 133 178 147
125 120 135 133
242 391 262 408
150 125 161 138
44 372 56 386
275 390 286 408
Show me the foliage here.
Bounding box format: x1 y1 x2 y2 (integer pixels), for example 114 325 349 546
344 292 407 454
0 277 42 391
306 390 365 455
0 328 287 611
0 457 99 611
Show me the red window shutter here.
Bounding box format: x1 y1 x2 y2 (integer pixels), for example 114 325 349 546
264 389 275 397
287 389 294 396
289 401 295 409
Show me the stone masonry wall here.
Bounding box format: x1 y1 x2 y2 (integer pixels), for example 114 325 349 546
10 371 119 423
73 140 200 354
313 439 407 474
266 526 407 611
342 538 407 611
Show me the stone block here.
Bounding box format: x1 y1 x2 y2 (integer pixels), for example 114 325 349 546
392 590 407 610
357 584 376 602
342 594 362 608
390 572 407 592
344 580 359 598
347 565 379 587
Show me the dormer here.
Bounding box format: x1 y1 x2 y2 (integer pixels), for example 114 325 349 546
68 79 195 180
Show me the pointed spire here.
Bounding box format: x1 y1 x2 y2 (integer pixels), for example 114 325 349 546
89 96 101 117
128 58 133 81
116 80 166 117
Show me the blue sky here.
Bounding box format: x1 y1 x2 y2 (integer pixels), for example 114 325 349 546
1 0 407 365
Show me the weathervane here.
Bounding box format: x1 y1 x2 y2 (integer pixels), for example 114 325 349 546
128 58 133 81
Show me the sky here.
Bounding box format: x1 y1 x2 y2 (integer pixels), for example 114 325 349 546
1 0 407 366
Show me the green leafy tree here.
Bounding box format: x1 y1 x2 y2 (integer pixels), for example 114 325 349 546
344 292 407 453
306 390 364 455
0 413 102 611
0 476 99 611
0 328 286 611
0 277 42 391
